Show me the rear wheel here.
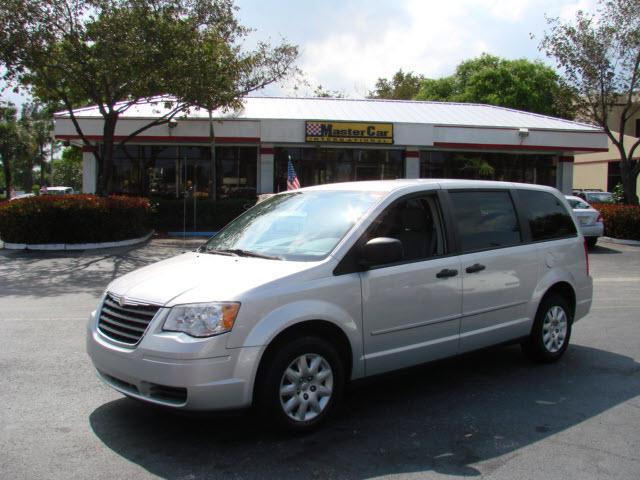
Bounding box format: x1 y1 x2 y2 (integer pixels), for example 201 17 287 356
257 336 344 433
522 294 572 363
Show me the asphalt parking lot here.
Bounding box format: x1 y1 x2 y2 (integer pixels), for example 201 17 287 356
1 238 639 480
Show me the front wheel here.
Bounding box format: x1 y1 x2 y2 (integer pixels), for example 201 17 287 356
522 294 572 363
256 336 344 433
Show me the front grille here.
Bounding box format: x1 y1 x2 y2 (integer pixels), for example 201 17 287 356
98 294 161 345
98 371 188 406
148 384 188 405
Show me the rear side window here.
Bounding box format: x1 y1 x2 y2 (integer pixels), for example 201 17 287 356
449 191 522 253
519 190 577 241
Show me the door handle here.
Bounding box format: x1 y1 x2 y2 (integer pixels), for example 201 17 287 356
436 268 458 278
465 263 486 274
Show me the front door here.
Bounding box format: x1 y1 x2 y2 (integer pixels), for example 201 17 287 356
360 193 463 376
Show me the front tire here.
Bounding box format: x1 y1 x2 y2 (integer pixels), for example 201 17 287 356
257 336 344 433
522 294 572 363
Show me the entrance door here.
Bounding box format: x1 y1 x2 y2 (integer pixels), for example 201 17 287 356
175 147 210 233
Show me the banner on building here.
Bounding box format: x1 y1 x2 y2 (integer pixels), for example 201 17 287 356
305 121 394 144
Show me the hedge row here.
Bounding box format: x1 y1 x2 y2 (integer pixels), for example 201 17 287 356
0 195 151 244
593 203 640 241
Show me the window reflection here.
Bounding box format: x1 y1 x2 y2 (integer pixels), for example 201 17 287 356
274 148 404 192
108 145 257 199
419 151 557 187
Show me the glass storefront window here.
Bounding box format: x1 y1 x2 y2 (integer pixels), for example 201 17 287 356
217 146 258 199
274 147 404 192
108 145 257 199
419 151 557 187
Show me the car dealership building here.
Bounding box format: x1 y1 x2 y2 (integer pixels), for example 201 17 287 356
53 96 607 199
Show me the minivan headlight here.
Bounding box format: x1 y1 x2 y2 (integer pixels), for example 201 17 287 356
163 302 240 337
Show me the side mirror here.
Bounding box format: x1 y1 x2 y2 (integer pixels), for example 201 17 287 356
360 237 403 267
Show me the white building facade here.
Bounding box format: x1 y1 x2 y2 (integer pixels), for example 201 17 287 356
54 97 607 199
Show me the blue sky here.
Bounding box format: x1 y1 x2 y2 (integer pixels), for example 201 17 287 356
235 0 596 96
1 0 596 105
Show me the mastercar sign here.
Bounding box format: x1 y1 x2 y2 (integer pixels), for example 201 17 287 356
305 121 394 144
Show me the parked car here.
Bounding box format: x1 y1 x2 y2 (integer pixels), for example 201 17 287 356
87 180 592 431
9 193 36 201
42 186 74 195
575 189 615 204
565 195 604 248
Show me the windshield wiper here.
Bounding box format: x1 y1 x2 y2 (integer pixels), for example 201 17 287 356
199 247 280 260
200 247 239 257
220 249 282 260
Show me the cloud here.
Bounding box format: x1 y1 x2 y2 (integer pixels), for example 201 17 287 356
299 0 486 95
283 0 597 98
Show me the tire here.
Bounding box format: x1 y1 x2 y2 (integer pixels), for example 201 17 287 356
256 335 345 433
522 294 573 363
586 237 598 248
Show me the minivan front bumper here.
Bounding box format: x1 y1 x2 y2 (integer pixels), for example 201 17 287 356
86 312 264 411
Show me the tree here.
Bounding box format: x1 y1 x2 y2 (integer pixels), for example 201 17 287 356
540 0 640 205
414 54 575 119
21 102 58 187
0 101 19 197
53 146 82 191
369 70 425 100
0 0 298 196
313 85 345 98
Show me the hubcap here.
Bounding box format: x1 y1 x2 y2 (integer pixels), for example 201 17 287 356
279 353 334 422
542 305 568 353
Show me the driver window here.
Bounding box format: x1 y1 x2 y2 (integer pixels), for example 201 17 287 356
367 195 446 262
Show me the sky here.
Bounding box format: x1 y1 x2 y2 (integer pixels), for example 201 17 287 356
235 0 597 97
1 0 597 105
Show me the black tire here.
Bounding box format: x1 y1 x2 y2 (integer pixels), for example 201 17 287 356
256 335 344 433
586 237 598 248
522 294 573 363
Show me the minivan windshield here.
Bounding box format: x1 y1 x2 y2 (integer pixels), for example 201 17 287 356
203 190 383 261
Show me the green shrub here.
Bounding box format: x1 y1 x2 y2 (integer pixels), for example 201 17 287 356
0 195 151 244
593 203 640 241
153 197 255 232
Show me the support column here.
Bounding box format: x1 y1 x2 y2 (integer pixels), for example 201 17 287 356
258 144 274 194
405 148 420 179
557 156 574 194
82 147 97 194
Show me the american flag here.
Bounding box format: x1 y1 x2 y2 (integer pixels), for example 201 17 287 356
287 157 300 190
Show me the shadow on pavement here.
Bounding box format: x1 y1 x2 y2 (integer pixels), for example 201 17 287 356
589 244 622 255
0 239 200 297
89 344 640 479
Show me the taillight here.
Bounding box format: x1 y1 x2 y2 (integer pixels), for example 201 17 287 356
584 238 590 276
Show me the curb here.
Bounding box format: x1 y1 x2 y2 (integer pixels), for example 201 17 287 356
2 231 154 251
601 236 640 246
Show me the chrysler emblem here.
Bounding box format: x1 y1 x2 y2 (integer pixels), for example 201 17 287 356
118 296 126 307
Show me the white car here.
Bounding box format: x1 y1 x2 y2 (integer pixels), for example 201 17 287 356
9 193 36 201
565 195 604 248
87 180 592 431
43 186 74 195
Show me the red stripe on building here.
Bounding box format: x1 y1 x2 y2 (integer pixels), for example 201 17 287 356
432 142 608 153
260 147 275 155
56 135 260 144
404 150 420 158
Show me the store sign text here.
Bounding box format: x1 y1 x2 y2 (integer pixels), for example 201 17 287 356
305 121 394 144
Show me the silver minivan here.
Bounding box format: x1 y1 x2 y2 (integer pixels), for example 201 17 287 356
87 180 592 431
